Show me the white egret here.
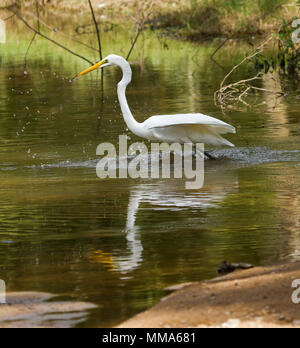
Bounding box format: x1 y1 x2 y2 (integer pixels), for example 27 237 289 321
76 54 236 159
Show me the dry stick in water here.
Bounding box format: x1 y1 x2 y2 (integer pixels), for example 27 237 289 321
87 0 105 125
87 0 103 84
210 38 229 71
9 8 94 65
24 0 39 68
220 38 272 90
214 36 284 108
24 32 37 68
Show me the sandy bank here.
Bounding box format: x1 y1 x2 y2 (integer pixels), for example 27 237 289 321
117 262 300 328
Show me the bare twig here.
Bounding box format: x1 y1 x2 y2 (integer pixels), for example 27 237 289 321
127 25 143 60
209 38 229 72
35 0 40 32
211 38 229 60
220 37 273 90
23 10 99 53
126 0 154 60
238 87 251 106
24 1 40 68
214 36 285 109
3 14 15 21
9 8 94 65
87 0 105 124
87 0 102 60
24 32 37 68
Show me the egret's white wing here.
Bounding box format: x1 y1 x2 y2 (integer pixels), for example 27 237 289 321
142 114 236 146
144 114 236 134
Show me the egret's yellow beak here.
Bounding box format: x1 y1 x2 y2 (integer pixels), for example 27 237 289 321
76 59 108 77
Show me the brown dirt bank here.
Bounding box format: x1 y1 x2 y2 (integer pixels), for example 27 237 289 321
117 262 300 328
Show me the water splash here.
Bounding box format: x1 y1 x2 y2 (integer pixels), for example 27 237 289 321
211 147 300 164
1 147 300 173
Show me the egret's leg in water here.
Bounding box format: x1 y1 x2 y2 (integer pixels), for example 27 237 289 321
204 151 216 160
192 144 216 160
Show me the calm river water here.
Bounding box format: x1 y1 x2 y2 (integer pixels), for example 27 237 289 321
0 28 300 327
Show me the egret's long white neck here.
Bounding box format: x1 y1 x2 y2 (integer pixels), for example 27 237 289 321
117 60 141 135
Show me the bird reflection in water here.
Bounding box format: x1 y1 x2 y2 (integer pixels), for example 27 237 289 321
89 168 238 274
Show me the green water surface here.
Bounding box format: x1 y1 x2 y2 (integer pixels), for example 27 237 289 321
0 27 300 327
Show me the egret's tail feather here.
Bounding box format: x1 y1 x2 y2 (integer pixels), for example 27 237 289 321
220 138 235 147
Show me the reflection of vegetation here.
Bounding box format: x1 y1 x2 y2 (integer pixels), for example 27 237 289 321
0 163 292 327
214 38 288 110
214 3 300 111
1 6 300 327
255 21 300 75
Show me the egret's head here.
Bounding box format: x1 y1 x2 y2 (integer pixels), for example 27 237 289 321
76 54 127 78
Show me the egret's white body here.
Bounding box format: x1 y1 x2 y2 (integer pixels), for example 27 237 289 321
77 54 236 150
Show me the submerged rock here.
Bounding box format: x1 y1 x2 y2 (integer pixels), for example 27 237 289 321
217 261 254 274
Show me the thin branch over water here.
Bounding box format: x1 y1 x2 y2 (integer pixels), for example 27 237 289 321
87 0 102 61
9 7 94 65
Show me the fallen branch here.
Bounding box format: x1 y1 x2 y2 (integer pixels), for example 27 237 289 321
214 36 285 109
220 37 273 90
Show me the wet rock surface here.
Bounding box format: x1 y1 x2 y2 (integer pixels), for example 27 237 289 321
0 292 97 328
